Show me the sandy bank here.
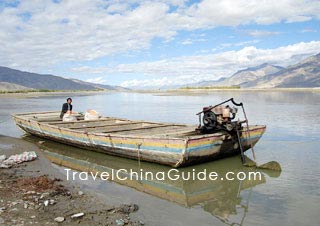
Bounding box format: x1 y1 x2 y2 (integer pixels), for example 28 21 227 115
0 135 143 226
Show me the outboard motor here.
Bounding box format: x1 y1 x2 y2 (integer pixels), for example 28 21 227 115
197 98 256 165
197 98 245 134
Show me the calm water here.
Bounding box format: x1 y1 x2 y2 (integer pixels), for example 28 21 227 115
1 91 320 226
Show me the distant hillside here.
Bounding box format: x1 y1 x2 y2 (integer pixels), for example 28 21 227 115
0 82 32 91
71 79 130 91
219 63 284 87
186 63 284 88
0 66 97 90
186 77 227 87
183 53 320 89
252 53 320 88
0 66 126 91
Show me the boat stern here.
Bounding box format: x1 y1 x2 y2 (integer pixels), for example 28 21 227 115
241 125 266 149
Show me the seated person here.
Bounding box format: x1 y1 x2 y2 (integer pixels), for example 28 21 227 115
60 97 73 119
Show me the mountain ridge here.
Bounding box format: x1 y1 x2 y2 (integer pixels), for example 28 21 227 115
183 53 320 89
0 66 124 91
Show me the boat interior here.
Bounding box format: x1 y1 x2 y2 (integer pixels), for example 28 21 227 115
16 111 200 137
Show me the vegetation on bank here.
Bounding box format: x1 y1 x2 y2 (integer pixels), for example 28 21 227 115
0 88 105 94
180 85 241 90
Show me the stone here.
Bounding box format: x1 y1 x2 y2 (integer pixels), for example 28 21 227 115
40 193 49 199
71 212 84 219
116 219 124 226
54 217 65 223
119 204 139 214
11 201 18 206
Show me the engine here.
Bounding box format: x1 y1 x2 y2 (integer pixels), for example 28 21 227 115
198 104 241 134
196 98 254 165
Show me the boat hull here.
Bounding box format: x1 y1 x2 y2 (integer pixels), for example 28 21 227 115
12 112 266 167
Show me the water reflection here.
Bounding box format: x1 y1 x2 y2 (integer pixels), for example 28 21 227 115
3 91 319 226
23 135 280 225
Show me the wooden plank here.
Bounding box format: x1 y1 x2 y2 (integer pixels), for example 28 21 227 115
147 128 196 137
161 130 198 137
96 124 180 134
56 119 150 129
37 116 84 122
13 111 60 116
23 113 61 119
72 122 158 132
37 118 64 122
111 125 189 136
53 118 167 128
49 117 116 125
67 121 142 129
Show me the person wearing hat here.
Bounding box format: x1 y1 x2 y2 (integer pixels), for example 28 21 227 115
60 97 73 119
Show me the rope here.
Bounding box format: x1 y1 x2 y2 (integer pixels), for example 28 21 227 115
137 143 142 168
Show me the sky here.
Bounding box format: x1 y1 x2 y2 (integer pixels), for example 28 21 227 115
0 0 319 88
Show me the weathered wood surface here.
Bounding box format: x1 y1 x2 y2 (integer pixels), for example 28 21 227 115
12 111 266 167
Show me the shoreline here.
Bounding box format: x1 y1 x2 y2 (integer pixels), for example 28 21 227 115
0 90 112 98
1 87 319 98
0 135 143 226
131 87 320 95
159 87 320 92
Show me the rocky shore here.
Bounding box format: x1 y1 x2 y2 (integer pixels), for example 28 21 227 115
0 135 144 226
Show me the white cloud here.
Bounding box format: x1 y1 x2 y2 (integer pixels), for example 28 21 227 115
179 37 207 45
119 41 320 87
120 75 205 88
245 30 281 37
219 40 260 49
234 40 260 46
86 76 108 84
180 39 193 45
186 0 320 26
71 66 109 74
301 29 318 33
0 0 319 71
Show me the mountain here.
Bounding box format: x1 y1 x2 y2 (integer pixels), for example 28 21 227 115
0 82 32 91
218 63 284 87
184 53 320 89
0 66 125 91
186 63 284 88
186 77 227 87
252 53 320 88
0 66 97 90
70 79 130 91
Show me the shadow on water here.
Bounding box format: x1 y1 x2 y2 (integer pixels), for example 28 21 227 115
23 135 281 226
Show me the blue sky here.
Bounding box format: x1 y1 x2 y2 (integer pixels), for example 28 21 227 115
0 0 319 88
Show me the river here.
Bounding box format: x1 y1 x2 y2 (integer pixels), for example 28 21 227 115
0 90 319 226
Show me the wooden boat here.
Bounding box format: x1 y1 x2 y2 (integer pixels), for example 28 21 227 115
12 111 266 167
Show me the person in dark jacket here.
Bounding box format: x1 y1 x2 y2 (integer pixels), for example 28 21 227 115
60 98 73 119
